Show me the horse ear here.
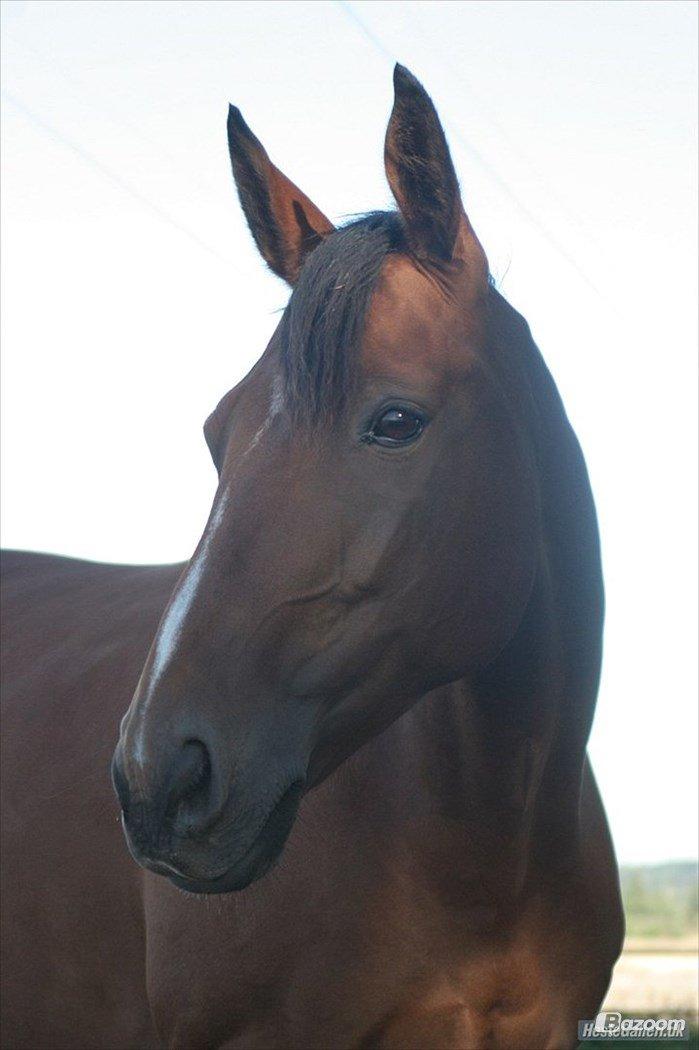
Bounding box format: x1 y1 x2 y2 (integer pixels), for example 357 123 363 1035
227 106 335 285
385 65 487 276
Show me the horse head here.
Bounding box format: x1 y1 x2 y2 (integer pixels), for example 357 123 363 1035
113 66 541 894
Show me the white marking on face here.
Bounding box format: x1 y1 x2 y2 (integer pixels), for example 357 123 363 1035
129 374 285 767
242 373 285 457
244 420 270 456
131 490 229 765
269 373 285 416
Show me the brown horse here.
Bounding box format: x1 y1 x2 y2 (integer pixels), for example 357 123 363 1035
1 66 623 1049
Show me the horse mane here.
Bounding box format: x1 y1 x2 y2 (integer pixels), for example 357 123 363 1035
279 211 408 427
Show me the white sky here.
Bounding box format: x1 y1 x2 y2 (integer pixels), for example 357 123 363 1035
1 0 697 865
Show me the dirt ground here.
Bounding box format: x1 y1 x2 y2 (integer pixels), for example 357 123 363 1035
604 940 699 1017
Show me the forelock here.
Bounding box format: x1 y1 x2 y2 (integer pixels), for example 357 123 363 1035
280 211 407 427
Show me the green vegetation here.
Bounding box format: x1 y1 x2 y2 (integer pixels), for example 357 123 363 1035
621 861 698 940
578 861 698 1045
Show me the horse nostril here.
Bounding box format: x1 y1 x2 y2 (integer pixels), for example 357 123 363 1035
164 739 213 831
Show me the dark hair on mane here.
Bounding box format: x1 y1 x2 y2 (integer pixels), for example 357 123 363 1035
280 211 408 426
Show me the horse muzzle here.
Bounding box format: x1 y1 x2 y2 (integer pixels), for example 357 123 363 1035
111 736 305 894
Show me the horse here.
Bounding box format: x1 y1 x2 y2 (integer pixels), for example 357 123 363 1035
1 65 623 1049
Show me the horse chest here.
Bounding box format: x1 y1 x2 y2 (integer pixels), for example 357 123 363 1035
144 736 615 1049
145 868 572 1050
149 927 562 1050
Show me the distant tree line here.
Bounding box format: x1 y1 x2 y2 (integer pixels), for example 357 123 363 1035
621 861 698 939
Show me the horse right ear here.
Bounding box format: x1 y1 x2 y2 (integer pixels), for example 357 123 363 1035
384 65 487 283
227 106 335 285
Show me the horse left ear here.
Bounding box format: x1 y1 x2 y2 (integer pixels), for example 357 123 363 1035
385 65 487 279
227 105 335 285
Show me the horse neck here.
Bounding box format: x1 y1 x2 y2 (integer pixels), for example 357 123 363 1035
471 296 605 867
521 330 605 866
373 323 604 901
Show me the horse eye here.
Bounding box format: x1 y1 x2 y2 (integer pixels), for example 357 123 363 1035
371 407 424 445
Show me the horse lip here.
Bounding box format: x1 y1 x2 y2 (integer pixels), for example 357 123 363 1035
159 777 305 894
146 855 203 880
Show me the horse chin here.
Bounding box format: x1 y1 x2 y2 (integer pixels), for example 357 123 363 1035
162 778 305 896
166 852 276 895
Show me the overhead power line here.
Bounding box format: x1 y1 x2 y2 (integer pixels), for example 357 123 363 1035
335 0 606 301
4 32 226 203
2 89 251 278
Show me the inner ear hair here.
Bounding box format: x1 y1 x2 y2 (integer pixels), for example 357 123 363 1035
227 105 334 284
292 200 325 254
384 64 463 263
